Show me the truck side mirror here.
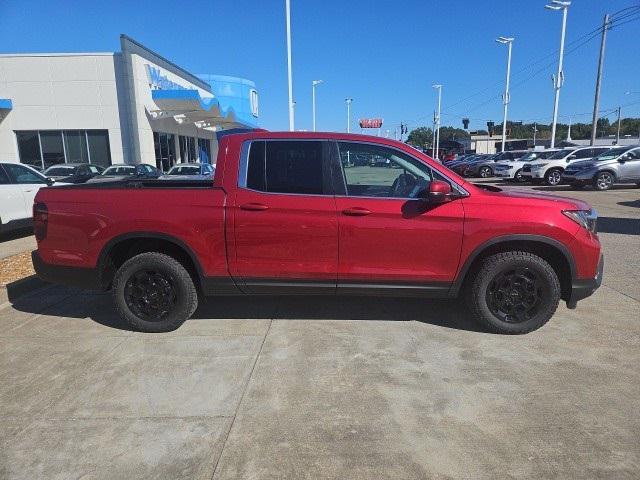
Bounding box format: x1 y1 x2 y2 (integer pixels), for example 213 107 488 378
427 180 453 204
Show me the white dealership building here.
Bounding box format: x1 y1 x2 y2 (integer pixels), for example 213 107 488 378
0 35 258 171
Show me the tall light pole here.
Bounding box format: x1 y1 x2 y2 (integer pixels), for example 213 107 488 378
345 98 353 133
311 80 323 131
496 37 514 153
285 0 295 131
545 0 571 148
432 84 442 159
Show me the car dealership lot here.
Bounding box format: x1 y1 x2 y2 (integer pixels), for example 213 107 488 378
1 183 639 479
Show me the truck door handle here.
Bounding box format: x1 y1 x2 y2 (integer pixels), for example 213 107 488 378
240 203 269 211
342 207 372 216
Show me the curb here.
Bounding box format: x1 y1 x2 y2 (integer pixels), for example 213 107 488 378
0 275 50 305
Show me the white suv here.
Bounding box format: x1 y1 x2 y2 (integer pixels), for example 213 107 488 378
522 146 613 186
0 163 59 234
494 149 559 181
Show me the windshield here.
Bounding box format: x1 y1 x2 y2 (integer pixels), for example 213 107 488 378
168 165 200 175
103 166 135 175
547 149 574 160
45 166 76 175
592 148 628 161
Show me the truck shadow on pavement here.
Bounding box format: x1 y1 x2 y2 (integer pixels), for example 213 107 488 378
10 291 487 334
597 216 640 235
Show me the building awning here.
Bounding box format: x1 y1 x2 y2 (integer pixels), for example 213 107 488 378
150 89 255 130
0 99 12 110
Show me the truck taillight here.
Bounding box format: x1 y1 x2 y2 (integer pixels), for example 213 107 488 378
33 202 48 241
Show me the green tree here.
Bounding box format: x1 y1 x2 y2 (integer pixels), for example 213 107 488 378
406 127 433 149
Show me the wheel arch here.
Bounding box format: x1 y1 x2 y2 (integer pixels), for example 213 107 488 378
451 235 576 301
97 232 204 291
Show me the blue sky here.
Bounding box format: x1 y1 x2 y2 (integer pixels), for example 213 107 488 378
1 0 638 133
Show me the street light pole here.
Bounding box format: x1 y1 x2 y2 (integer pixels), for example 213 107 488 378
432 84 442 160
545 1 571 149
311 80 323 132
497 36 514 153
285 0 295 131
345 98 353 133
616 106 622 144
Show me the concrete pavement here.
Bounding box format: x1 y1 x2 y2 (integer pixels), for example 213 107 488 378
0 184 638 479
0 229 36 260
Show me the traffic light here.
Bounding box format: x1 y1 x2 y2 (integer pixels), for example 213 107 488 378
462 118 470 129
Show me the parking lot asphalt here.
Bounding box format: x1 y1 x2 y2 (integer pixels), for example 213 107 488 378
1 182 639 479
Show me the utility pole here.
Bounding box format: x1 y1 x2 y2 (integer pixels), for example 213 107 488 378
616 106 622 144
497 37 514 153
545 1 571 149
567 117 572 141
285 0 295 131
590 14 610 145
533 122 538 145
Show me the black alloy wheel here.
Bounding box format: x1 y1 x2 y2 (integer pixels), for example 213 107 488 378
486 267 548 324
124 270 177 321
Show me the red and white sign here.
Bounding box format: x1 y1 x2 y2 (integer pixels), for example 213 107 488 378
359 118 383 129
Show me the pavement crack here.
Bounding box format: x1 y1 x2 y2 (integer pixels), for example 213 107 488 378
210 317 273 480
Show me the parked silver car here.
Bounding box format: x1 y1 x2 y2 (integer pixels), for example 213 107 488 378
563 145 640 190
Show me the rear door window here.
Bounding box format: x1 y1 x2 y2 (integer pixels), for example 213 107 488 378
246 140 327 195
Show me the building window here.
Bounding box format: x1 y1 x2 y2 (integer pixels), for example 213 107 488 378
15 131 42 169
198 138 211 164
15 130 111 169
154 132 176 172
64 131 89 163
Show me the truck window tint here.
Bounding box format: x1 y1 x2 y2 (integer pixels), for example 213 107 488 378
337 142 432 198
247 141 266 191
264 141 324 195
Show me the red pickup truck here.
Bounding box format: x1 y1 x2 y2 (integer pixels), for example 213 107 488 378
31 132 603 334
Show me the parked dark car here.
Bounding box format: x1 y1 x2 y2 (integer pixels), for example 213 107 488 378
43 163 104 184
163 163 215 178
89 163 163 182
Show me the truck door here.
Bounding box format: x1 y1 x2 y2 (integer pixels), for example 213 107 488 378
231 140 338 293
331 141 464 295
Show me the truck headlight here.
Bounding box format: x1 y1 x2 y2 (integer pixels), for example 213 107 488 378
563 209 598 233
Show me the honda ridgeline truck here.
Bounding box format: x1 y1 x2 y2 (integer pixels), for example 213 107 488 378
32 132 603 334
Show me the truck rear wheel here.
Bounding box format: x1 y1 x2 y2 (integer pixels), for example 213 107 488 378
112 252 198 332
466 251 560 334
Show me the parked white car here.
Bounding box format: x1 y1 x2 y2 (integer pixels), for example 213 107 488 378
0 162 65 234
521 146 613 186
494 149 559 181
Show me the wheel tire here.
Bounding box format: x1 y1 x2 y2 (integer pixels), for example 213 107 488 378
514 169 523 182
112 252 198 333
544 168 563 186
593 171 615 191
479 166 492 178
466 251 561 334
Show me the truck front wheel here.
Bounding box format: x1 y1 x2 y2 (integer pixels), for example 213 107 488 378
112 252 198 332
466 251 561 334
